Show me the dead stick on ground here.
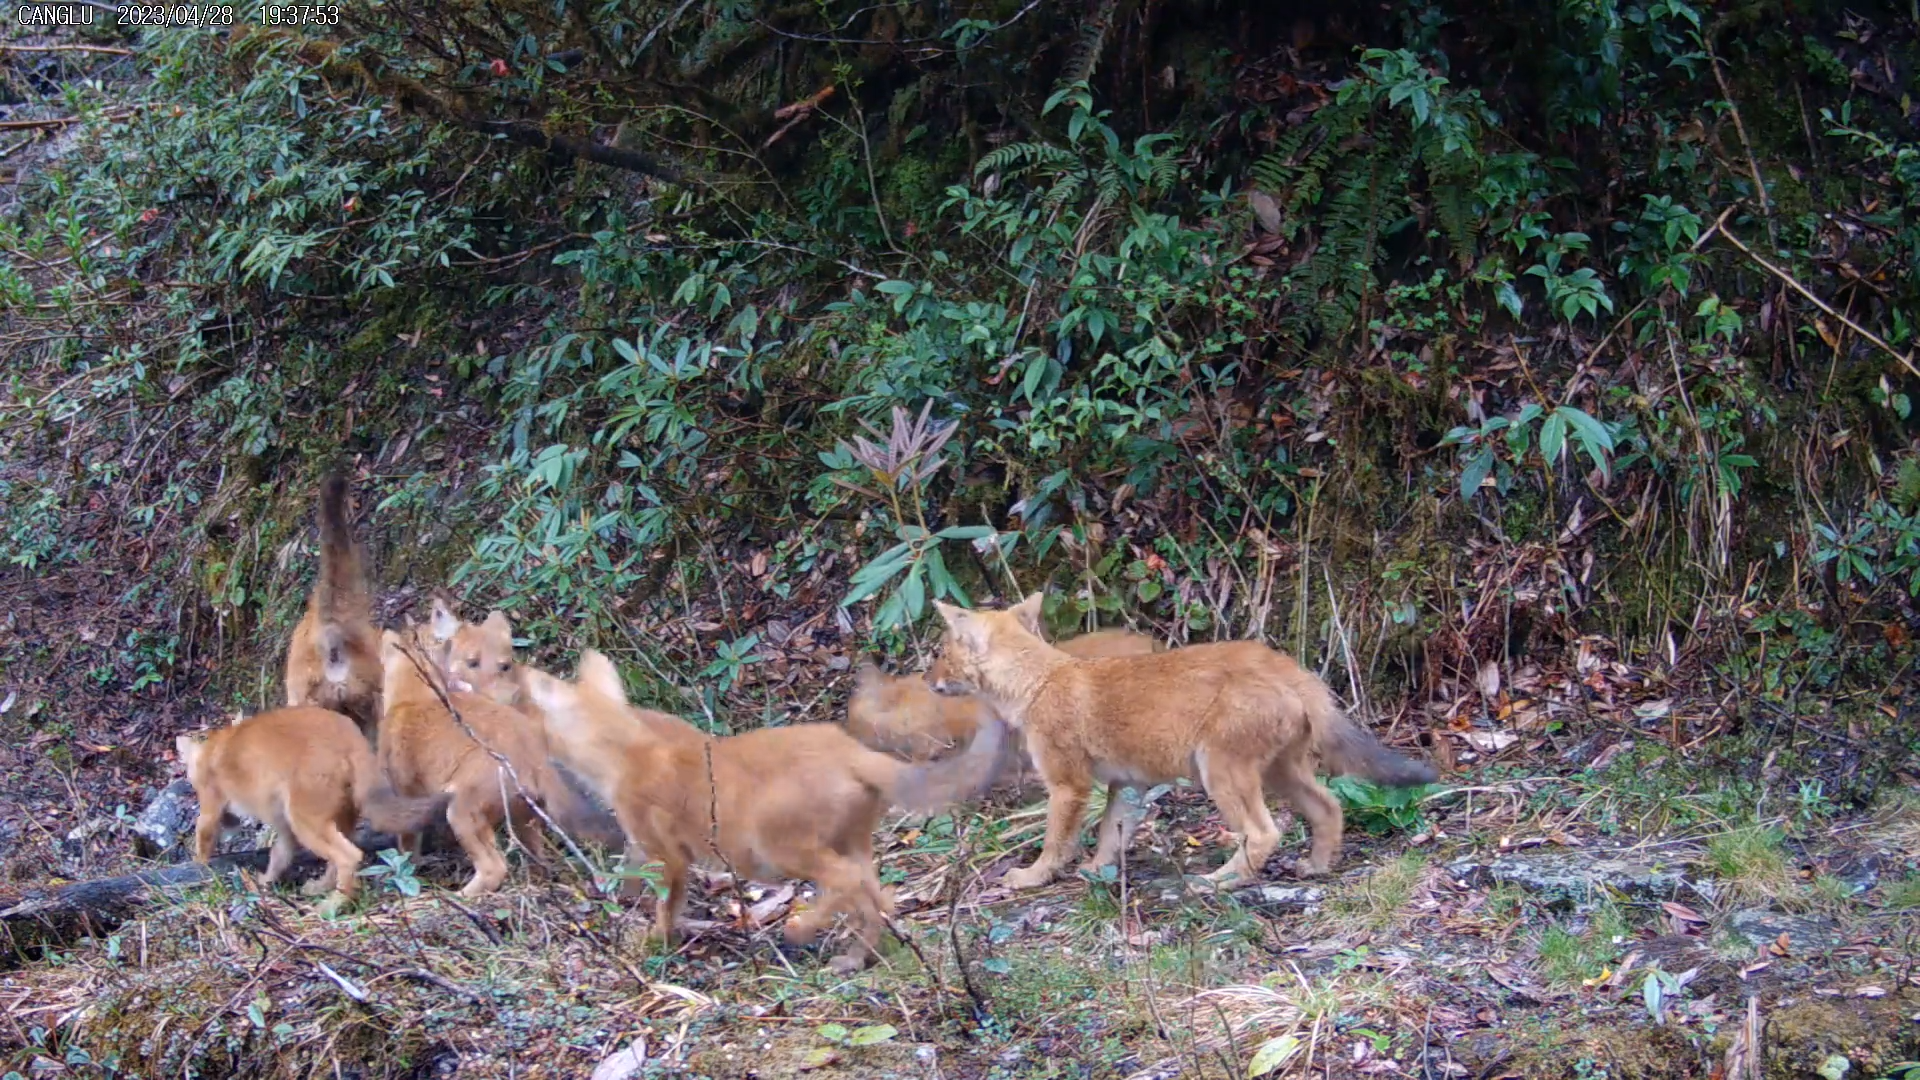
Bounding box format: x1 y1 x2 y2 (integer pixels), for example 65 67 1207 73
1717 226 1920 380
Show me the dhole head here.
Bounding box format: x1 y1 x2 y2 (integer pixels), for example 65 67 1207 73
927 593 1046 699
429 598 519 704
521 649 629 747
175 733 207 780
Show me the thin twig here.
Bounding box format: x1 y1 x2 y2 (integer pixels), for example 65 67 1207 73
1710 56 1776 250
1717 226 1920 379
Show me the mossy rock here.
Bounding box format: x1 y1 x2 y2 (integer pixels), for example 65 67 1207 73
1759 991 1920 1080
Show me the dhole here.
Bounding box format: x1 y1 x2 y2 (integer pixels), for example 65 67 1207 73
418 598 628 852
845 626 1159 792
377 627 567 896
175 705 448 902
521 649 1007 973
426 598 526 706
285 472 382 740
927 594 1438 888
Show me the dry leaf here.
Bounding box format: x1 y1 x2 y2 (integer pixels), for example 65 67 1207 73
1477 660 1502 700
1462 730 1519 753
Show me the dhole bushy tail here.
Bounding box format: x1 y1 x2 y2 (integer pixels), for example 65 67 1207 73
352 746 450 835
315 471 370 629
879 712 1009 813
1298 676 1438 788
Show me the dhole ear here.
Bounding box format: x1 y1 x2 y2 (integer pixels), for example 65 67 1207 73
932 600 966 627
174 735 200 768
482 609 513 644
429 598 460 643
576 650 627 703
854 657 883 685
1010 592 1046 636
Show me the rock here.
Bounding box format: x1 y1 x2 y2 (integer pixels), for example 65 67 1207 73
131 779 270 860
1235 884 1326 910
589 1040 647 1080
1447 849 1707 909
130 779 198 859
1722 909 1848 954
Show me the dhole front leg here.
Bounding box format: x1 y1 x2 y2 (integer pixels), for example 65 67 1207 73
191 803 225 866
1004 781 1088 890
652 857 689 949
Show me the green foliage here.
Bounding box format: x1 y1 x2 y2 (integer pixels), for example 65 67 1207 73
1325 777 1439 836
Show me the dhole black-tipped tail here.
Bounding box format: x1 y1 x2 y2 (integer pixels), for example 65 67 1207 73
890 712 1008 814
315 471 368 625
362 782 451 836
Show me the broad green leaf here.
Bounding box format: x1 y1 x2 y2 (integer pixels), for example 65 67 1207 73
1248 1034 1302 1077
936 525 996 540
900 562 927 621
848 1025 898 1046
1539 411 1568 466
1459 446 1495 500
874 280 915 296
816 1023 850 1044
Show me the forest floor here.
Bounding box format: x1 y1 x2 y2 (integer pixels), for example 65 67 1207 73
1 719 1917 1080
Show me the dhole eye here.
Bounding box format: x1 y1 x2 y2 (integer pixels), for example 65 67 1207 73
467 658 479 669
498 662 511 673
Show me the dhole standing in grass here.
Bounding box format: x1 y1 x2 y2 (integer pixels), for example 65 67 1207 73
284 472 383 741
175 706 449 904
522 649 1007 973
377 626 567 897
927 594 1438 889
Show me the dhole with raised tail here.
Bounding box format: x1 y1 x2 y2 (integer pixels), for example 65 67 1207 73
175 705 449 902
927 594 1438 889
377 626 566 897
846 626 1160 793
522 650 1007 973
285 472 382 740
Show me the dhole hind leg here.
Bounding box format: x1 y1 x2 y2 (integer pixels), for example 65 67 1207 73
1266 752 1343 876
447 796 510 898
1081 782 1142 874
261 811 300 888
290 814 364 900
784 851 885 974
1195 751 1281 886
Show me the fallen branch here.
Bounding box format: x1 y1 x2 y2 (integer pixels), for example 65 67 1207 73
0 828 406 928
1717 225 1920 380
0 118 79 131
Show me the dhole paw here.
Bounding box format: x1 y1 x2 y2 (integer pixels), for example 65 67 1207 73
299 877 334 897
1001 864 1055 890
1292 858 1331 878
826 952 869 976
782 914 826 946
